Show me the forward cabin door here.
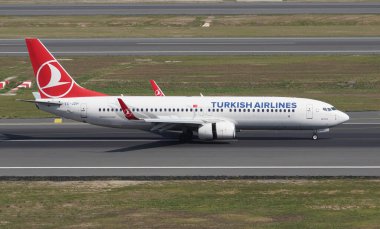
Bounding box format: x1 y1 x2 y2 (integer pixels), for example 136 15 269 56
80 103 87 118
306 104 313 119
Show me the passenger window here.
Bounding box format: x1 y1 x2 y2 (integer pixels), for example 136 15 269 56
111 108 114 112
266 109 269 112
159 108 162 112
221 109 223 112
243 109 246 112
190 108 193 112
107 108 109 112
271 109 273 112
99 108 101 112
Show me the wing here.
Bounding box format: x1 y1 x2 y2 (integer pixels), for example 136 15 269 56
117 97 230 133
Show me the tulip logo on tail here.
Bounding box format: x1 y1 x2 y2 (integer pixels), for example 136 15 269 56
36 60 74 98
155 89 163 96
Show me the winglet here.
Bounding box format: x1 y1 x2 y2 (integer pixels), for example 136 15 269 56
117 98 139 120
149 80 165 96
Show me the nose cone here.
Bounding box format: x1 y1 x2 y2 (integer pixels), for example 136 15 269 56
340 112 350 123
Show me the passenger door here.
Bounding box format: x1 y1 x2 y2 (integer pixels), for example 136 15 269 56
306 104 313 119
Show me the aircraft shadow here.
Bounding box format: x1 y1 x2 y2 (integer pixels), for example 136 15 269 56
106 138 231 153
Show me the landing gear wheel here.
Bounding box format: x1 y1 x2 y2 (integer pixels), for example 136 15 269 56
179 129 193 142
312 134 318 140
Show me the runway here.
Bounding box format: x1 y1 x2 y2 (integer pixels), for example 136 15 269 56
2 3 380 15
2 37 380 56
0 111 379 177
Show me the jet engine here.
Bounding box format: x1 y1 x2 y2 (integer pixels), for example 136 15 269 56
198 121 236 140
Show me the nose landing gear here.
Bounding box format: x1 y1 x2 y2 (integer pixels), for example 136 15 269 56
312 128 329 140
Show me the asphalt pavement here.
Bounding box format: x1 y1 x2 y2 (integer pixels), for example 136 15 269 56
1 3 380 15
0 112 379 177
2 37 380 56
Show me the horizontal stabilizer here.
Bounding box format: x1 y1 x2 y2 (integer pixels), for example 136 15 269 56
17 99 62 106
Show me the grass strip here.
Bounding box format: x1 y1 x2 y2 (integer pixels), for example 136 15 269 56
0 179 380 228
0 55 379 118
3 15 380 38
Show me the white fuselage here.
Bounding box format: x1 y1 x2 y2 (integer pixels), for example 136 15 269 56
36 96 349 131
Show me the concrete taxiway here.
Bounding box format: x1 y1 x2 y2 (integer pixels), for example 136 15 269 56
0 112 379 177
2 3 380 16
2 38 380 56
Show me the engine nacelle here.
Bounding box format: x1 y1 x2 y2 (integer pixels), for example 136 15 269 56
198 121 236 140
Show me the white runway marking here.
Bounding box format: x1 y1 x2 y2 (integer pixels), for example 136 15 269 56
343 123 380 125
0 166 380 169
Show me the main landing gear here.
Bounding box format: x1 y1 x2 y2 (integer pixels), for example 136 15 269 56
312 133 318 140
179 128 193 142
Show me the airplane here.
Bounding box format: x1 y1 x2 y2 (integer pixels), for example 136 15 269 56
150 80 165 96
24 38 349 141
150 79 204 97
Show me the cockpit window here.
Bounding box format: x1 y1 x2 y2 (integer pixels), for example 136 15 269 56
331 107 337 110
323 108 327 111
327 108 332 111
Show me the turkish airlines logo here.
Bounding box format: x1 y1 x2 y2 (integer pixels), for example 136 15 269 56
36 60 74 98
155 89 163 96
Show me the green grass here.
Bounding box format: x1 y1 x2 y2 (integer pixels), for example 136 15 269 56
3 15 380 38
1 179 380 228
1 55 380 118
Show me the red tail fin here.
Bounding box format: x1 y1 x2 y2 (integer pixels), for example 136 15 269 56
25 38 106 99
149 80 165 96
